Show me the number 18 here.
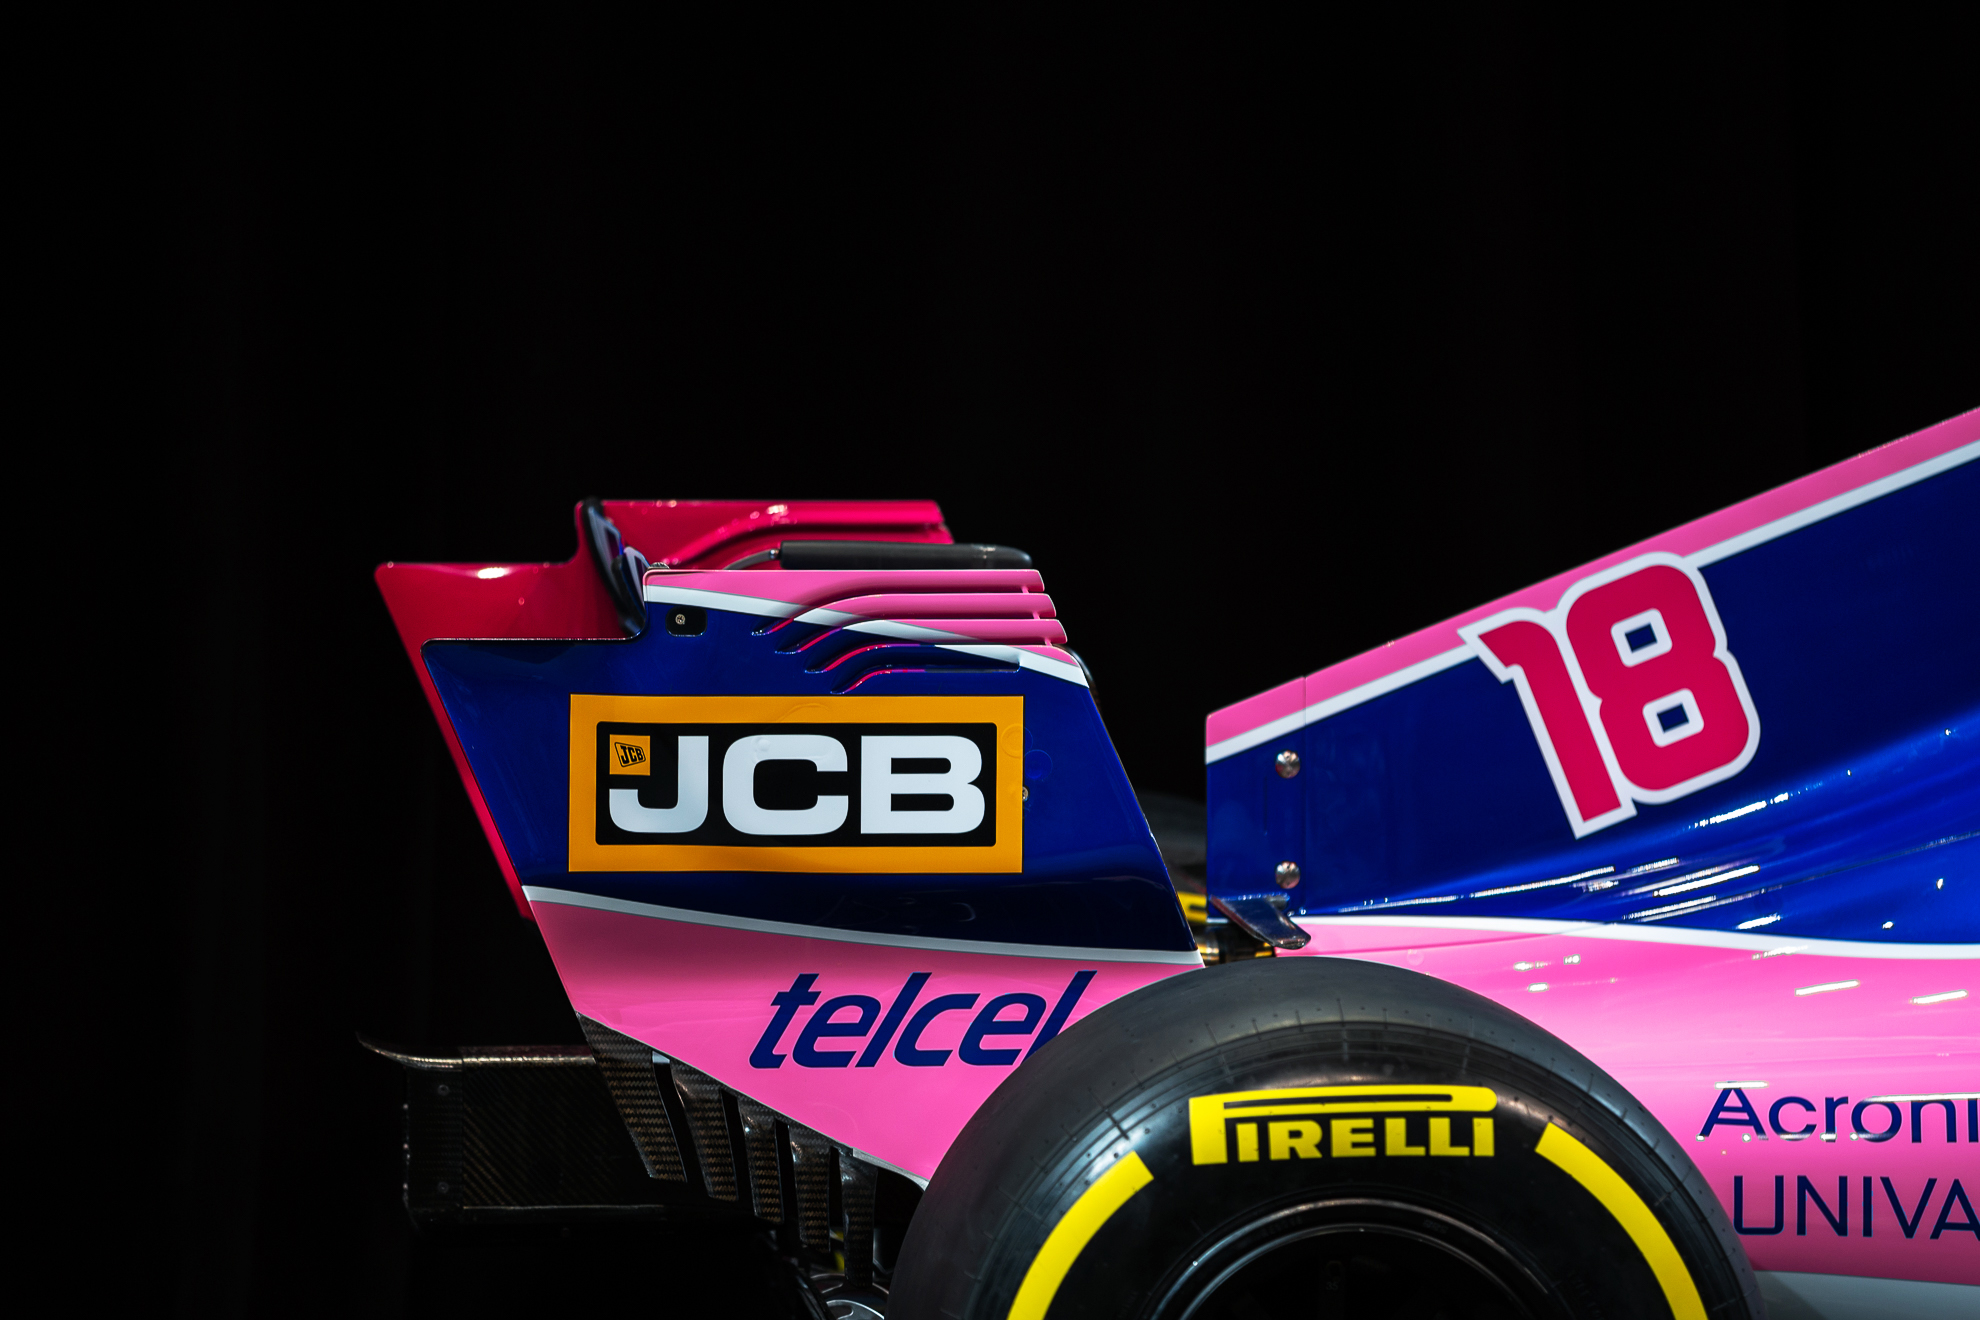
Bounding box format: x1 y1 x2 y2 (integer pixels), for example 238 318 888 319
1459 554 1761 837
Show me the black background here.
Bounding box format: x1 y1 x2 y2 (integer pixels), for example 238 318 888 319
63 6 1977 1313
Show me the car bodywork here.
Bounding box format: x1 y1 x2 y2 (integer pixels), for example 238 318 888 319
375 410 1976 1296
378 499 1198 1196
1204 411 1978 1288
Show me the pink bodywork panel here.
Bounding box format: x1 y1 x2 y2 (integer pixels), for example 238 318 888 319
800 592 1057 621
633 500 949 568
1189 409 1980 1283
530 895 1191 1181
1286 922 1979 1285
643 568 1046 611
874 619 1068 645
375 500 952 916
643 568 1066 646
1207 407 1980 754
537 887 1975 1280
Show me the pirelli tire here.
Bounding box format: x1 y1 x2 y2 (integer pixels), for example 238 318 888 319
889 956 1759 1320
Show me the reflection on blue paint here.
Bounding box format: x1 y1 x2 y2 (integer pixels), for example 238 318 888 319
426 606 1190 951
1210 454 1980 943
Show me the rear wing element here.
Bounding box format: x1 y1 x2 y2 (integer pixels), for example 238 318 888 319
1207 410 1980 948
376 499 951 915
416 558 1188 952
380 511 1197 1180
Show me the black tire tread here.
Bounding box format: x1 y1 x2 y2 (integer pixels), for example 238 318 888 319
892 956 1760 1320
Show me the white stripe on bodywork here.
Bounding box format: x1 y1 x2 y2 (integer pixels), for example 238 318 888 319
524 886 1204 964
1757 1271 1979 1320
1299 646 1474 726
1202 708 1306 764
1689 437 1980 566
794 607 863 627
1206 438 1980 764
1204 648 1471 762
844 619 969 641
845 1145 931 1189
937 643 1088 686
641 585 1088 683
644 584 804 617
1292 914 1980 959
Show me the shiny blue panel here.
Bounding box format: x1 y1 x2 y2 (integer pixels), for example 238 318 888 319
1211 455 1980 943
424 613 1192 951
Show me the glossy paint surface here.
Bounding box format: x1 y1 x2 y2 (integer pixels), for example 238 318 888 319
1206 410 1980 758
528 888 1194 1181
617 499 948 568
381 503 1201 1187
1208 416 1979 943
376 499 956 915
1208 413 1980 1285
421 572 1191 951
643 568 1048 613
1282 922 1976 1284
642 570 1077 656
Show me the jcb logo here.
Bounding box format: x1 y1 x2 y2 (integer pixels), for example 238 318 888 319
1190 1085 1498 1165
568 694 1022 873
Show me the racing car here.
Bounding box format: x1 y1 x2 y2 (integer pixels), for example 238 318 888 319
370 409 1977 1319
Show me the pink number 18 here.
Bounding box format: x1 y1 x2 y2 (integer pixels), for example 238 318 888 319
1460 555 1761 837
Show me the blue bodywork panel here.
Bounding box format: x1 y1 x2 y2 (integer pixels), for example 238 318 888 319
425 614 1193 951
1210 453 1980 943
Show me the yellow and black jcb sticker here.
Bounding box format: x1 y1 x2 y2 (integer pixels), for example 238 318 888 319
1189 1084 1498 1165
568 693 1024 873
610 734 651 774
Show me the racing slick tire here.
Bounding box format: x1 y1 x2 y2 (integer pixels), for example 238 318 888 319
889 956 1760 1320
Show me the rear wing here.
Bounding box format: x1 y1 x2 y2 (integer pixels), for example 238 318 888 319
376 499 951 915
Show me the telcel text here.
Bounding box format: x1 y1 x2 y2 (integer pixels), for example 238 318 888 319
749 970 1096 1070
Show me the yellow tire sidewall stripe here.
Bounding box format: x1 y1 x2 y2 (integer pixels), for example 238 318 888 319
1007 1151 1154 1320
1535 1123 1707 1320
1004 1125 1708 1320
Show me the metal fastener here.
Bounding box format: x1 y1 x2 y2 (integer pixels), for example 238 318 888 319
1276 861 1301 889
1275 750 1301 778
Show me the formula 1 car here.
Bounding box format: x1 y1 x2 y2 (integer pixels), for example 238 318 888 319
371 411 1978 1320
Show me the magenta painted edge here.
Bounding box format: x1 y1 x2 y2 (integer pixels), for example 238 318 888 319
1205 676 1305 747
1209 407 1980 748
644 568 1046 609
883 618 1068 643
530 899 1194 1179
651 498 949 567
802 592 1056 620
